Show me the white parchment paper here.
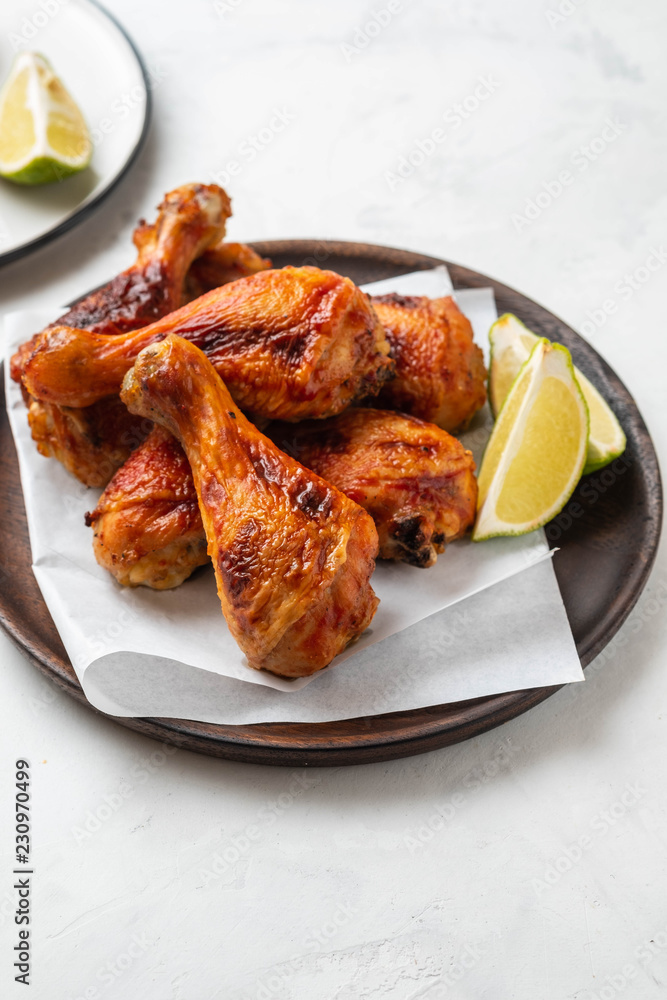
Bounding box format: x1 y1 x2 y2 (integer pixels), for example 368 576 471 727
3 269 583 722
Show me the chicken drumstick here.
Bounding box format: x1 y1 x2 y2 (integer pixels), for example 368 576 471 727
23 267 394 422
120 335 380 677
11 183 237 487
371 293 487 432
87 409 476 588
270 409 477 567
11 183 232 382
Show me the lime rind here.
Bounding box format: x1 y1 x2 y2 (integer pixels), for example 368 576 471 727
1 155 84 186
575 367 627 474
488 312 626 475
473 340 590 541
584 448 625 476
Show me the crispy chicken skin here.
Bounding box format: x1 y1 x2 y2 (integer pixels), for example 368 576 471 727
28 395 152 488
270 409 478 567
10 183 232 382
120 336 379 677
11 183 234 487
371 293 487 432
88 408 476 588
86 426 209 589
23 234 269 489
61 183 231 333
23 267 394 422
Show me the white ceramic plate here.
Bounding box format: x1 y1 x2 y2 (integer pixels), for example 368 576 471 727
0 0 149 264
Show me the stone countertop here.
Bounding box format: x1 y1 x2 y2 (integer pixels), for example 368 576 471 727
1 0 666 996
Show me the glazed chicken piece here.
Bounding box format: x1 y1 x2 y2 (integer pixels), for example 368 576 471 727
88 408 476 588
27 395 153 488
11 183 232 381
55 183 231 333
270 409 477 567
23 267 394 422
21 234 270 489
11 182 234 487
371 293 487 432
86 426 209 589
120 335 380 678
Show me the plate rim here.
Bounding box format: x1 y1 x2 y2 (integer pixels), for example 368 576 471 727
0 238 662 765
0 0 152 267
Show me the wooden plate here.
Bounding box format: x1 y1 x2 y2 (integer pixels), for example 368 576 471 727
0 241 662 765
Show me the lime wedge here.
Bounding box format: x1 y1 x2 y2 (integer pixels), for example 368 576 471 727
489 313 626 474
0 52 92 185
573 367 627 474
473 339 589 540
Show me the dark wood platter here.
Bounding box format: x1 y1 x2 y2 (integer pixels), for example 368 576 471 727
0 241 662 765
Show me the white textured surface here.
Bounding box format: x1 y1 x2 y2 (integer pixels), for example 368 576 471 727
1 0 666 996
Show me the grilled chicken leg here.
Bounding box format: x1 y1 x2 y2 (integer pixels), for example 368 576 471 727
371 293 487 431
11 183 232 381
10 183 236 487
120 335 379 677
23 267 394 422
271 409 477 567
86 425 209 589
88 409 476 588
